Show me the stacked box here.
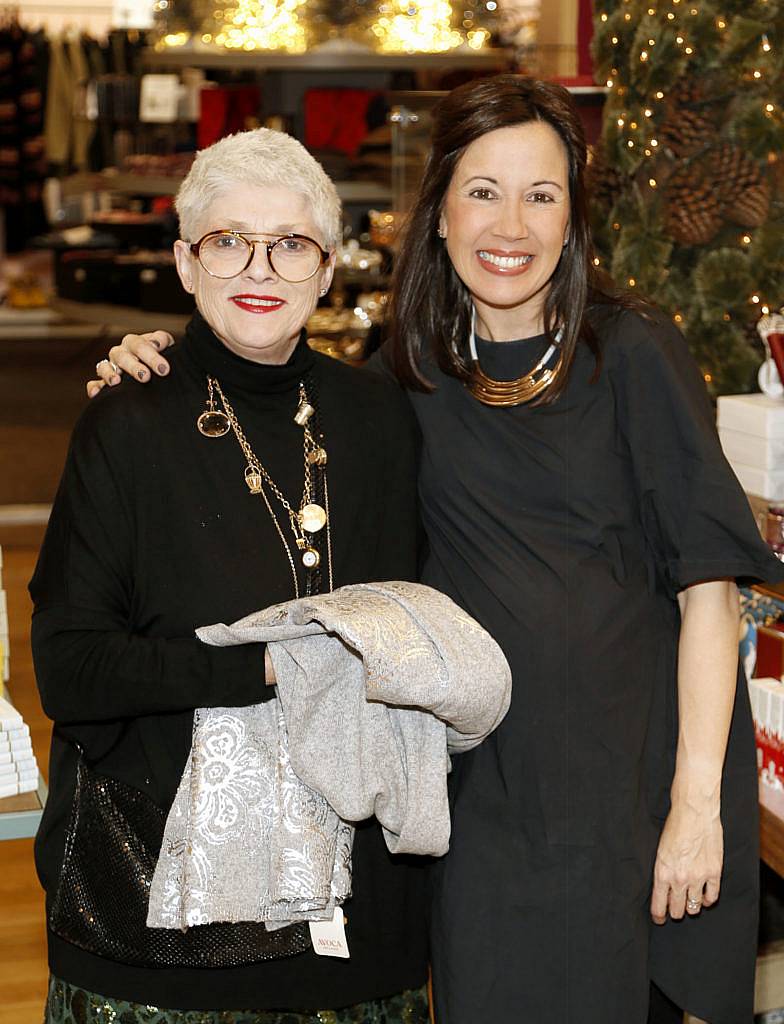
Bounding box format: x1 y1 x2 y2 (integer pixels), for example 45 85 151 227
717 394 784 503
0 696 39 798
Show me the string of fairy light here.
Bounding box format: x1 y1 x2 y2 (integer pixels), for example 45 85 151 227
594 0 781 370
202 0 310 52
371 0 491 52
155 0 497 52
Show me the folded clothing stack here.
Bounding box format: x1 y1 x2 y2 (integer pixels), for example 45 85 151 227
0 696 39 798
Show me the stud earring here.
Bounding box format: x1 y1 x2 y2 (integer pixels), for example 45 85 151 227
319 288 327 296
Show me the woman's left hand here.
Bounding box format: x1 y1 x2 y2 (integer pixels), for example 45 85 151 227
650 792 723 924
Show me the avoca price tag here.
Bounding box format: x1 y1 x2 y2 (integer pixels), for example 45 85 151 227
309 907 350 958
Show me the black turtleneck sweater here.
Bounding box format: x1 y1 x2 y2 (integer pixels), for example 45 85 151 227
29 313 427 1011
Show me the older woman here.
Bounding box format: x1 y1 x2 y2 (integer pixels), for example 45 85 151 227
31 128 430 1023
87 77 782 1024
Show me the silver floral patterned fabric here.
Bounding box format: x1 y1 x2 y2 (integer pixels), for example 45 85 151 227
147 703 354 930
148 582 511 930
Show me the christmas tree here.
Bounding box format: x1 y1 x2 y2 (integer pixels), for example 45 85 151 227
590 0 784 395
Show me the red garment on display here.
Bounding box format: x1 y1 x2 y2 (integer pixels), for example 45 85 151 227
198 86 261 150
304 89 379 157
577 0 594 78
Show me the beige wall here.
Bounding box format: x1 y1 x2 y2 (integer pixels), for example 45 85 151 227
18 0 154 35
19 0 113 34
535 0 579 78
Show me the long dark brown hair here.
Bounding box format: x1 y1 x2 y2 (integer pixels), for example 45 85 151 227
387 74 621 402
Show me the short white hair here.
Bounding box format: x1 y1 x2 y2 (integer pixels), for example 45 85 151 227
175 128 342 248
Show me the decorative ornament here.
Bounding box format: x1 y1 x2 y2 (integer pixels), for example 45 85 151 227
757 312 784 400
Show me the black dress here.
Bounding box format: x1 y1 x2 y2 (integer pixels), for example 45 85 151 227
409 306 784 1024
30 313 428 1011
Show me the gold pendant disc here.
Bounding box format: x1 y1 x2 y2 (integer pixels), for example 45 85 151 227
300 503 327 533
197 411 231 437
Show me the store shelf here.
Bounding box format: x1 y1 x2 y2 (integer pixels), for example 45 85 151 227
60 172 392 205
61 172 181 198
142 45 513 72
50 297 191 336
0 775 47 841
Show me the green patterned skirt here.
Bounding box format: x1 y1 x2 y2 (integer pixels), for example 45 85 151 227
43 976 430 1024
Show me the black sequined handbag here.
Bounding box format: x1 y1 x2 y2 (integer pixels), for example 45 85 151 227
48 758 311 967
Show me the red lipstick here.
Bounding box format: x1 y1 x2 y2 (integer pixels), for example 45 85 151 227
230 294 287 313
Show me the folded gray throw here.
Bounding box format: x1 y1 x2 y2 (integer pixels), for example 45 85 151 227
147 581 511 930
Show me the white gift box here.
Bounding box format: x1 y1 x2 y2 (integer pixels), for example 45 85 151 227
0 757 38 780
1 722 29 739
718 394 784 439
0 696 22 730
0 736 33 756
719 427 784 472
727 462 784 504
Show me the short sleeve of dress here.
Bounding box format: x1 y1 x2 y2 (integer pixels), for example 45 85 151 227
613 308 784 595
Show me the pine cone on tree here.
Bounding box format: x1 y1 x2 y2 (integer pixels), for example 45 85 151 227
671 75 704 108
664 164 722 245
586 147 625 210
726 179 772 227
658 109 716 157
708 143 763 202
772 156 784 201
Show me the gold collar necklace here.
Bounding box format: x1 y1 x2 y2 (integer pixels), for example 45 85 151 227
467 307 565 407
197 376 332 598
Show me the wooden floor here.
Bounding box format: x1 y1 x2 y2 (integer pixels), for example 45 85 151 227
1 544 49 1024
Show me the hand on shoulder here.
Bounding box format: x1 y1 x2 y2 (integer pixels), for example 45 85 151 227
87 331 176 398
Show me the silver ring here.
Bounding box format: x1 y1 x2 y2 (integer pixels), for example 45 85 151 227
686 897 702 912
96 358 121 375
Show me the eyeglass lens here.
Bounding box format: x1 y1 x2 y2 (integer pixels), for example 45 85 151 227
198 233 322 282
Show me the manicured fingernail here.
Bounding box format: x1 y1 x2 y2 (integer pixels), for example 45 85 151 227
137 369 147 380
157 363 169 375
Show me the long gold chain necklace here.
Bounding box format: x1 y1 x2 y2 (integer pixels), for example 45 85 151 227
467 307 565 407
197 377 333 598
